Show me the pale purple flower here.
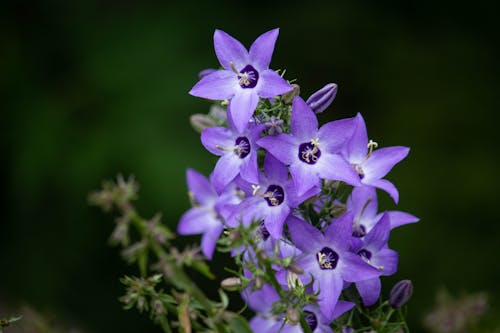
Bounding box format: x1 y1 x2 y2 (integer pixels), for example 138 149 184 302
343 113 410 203
189 29 292 133
286 214 380 319
228 154 318 238
177 169 227 259
258 96 361 196
348 186 419 238
306 83 338 114
264 116 284 135
352 213 399 306
201 112 264 193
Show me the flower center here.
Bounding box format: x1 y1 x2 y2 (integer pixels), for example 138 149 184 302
353 164 365 179
234 136 251 158
263 184 285 207
298 139 321 165
303 311 318 331
352 224 366 238
357 249 372 261
316 247 339 270
230 62 259 88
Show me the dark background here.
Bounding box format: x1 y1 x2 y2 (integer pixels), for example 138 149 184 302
2 0 499 332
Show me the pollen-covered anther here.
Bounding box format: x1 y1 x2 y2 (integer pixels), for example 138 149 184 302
298 138 322 165
229 61 259 88
367 139 378 156
316 247 339 270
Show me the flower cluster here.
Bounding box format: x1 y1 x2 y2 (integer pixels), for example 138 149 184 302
180 28 418 332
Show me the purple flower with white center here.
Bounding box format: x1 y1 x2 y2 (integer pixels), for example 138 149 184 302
228 154 318 238
348 186 419 238
306 83 338 114
189 29 292 133
177 169 232 259
201 113 265 193
258 96 361 196
287 214 380 319
352 213 399 306
343 113 410 203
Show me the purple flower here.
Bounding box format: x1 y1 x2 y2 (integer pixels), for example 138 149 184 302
201 113 264 193
306 83 338 114
287 214 380 319
348 186 419 238
352 213 399 306
228 154 318 238
258 96 361 196
177 169 227 259
343 113 410 203
189 29 292 133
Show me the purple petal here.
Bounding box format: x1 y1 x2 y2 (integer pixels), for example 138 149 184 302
367 178 399 203
287 216 323 251
201 126 233 156
249 28 279 70
317 273 343 320
290 96 318 141
264 205 290 239
374 247 398 276
240 150 259 184
331 301 355 321
250 316 279 332
189 70 237 100
317 153 361 186
356 278 381 306
363 213 390 252
345 113 368 164
363 146 410 181
287 182 320 207
228 89 259 133
340 252 380 282
258 69 292 98
325 212 354 251
257 134 296 165
318 116 358 153
289 162 320 196
178 207 217 235
201 224 223 259
383 211 420 229
186 169 216 205
264 153 288 183
348 186 378 222
212 154 242 193
213 30 249 70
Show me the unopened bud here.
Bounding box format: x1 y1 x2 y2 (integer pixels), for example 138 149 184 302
288 263 304 275
341 326 355 333
287 272 303 290
220 277 242 291
254 275 264 290
389 280 413 308
306 83 338 114
198 68 217 79
190 114 217 133
282 84 300 104
286 307 300 325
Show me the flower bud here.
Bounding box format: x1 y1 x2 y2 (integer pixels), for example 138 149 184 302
341 326 354 333
286 307 300 325
281 84 300 104
190 114 217 133
389 280 413 308
198 68 217 79
288 263 304 275
306 83 338 114
220 277 242 291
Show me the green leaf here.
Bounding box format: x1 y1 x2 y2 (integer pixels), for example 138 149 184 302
227 314 252 333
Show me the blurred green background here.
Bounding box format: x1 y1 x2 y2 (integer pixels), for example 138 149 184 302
2 0 499 332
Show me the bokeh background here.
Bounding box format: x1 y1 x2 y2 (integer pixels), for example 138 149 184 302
2 0 499 332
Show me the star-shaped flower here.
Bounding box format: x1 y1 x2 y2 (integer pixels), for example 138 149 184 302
343 113 410 203
287 214 380 319
258 96 361 196
189 29 292 133
201 112 265 193
177 169 240 259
